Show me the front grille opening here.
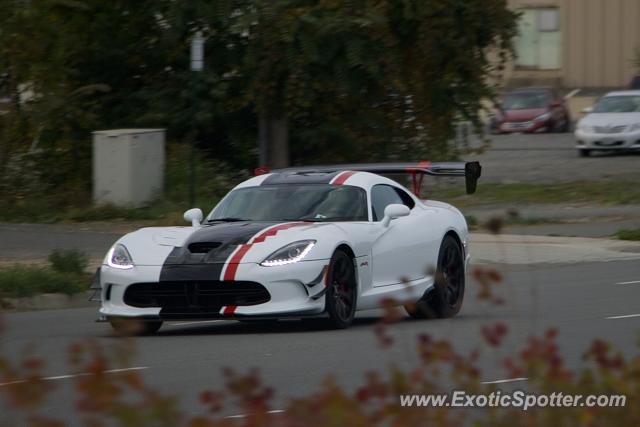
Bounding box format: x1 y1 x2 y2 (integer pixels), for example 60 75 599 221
123 281 270 311
594 140 624 147
105 284 113 301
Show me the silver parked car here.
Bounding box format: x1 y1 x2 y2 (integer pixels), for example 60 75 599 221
575 90 640 157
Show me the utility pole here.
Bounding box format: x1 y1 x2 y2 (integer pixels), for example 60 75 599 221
189 31 204 207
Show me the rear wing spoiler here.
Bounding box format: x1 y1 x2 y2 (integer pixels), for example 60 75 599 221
273 161 482 195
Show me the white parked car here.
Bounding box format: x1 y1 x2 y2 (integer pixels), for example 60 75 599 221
575 90 640 157
97 162 481 335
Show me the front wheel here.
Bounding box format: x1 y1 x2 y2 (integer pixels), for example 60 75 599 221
109 318 163 336
578 149 591 157
405 235 465 319
325 249 357 329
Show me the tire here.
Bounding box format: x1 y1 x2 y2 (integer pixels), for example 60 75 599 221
109 318 162 336
578 149 591 157
546 121 555 133
325 249 357 329
404 235 465 319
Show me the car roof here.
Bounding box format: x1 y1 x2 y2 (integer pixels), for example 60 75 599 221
604 90 640 97
235 170 411 193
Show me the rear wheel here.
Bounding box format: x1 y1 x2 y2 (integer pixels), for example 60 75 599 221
405 235 465 319
325 249 357 329
109 318 162 336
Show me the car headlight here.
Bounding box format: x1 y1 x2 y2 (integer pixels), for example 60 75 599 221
630 123 640 132
107 244 134 269
260 240 316 267
534 112 551 122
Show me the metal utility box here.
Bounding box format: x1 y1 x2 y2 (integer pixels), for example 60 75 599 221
93 129 165 207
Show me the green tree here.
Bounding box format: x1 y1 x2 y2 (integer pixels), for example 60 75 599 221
0 0 517 178
235 0 518 166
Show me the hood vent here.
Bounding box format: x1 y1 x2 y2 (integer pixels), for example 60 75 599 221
188 242 222 254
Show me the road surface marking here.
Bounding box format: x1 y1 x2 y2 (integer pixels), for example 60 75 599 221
224 409 285 419
616 280 640 285
481 377 528 385
0 367 148 387
167 320 227 326
606 313 640 320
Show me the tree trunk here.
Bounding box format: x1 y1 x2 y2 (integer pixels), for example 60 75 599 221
258 113 290 168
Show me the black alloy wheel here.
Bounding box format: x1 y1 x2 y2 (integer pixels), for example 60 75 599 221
405 235 465 319
325 249 357 329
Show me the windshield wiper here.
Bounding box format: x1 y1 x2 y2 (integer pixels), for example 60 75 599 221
207 217 250 222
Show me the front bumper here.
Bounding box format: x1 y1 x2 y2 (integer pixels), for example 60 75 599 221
99 259 330 320
575 129 640 150
496 119 550 133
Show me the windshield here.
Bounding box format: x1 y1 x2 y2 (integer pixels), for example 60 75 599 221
502 91 551 110
207 184 368 222
593 96 640 113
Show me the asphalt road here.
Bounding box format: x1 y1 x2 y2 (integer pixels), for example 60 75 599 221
2 259 640 424
0 222 123 264
462 132 640 183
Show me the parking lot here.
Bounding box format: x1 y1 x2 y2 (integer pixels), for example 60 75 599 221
464 132 640 183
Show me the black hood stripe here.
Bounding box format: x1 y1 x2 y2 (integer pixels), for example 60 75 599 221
158 222 307 283
158 222 275 282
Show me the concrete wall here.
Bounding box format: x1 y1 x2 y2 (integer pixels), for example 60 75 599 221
505 0 640 89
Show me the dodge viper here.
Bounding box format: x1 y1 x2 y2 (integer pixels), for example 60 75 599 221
97 162 481 334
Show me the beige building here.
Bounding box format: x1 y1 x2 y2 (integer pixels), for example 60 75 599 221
505 0 640 90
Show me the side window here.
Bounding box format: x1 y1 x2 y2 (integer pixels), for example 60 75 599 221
371 185 414 221
395 188 416 210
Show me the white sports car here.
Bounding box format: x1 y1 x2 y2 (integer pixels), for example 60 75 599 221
98 162 481 334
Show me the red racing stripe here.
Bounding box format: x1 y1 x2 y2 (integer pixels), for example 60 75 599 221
332 171 357 185
405 160 431 172
223 305 237 315
223 244 253 281
252 222 306 243
222 222 308 281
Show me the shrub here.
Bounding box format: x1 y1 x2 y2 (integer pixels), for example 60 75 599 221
0 265 87 298
0 143 246 223
48 249 88 274
614 228 640 241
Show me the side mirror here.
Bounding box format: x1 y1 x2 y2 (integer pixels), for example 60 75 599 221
581 107 593 114
550 100 561 108
183 208 203 227
382 204 410 227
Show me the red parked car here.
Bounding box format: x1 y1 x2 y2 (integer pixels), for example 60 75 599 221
490 87 571 134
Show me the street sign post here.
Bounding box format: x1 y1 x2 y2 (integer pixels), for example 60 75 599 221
189 32 204 207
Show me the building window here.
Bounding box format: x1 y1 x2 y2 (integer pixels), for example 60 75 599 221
514 8 561 70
